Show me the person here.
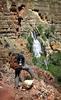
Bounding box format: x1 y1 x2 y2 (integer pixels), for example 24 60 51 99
17 4 26 26
9 52 36 88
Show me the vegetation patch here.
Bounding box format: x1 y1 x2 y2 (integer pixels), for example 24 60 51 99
32 52 61 84
27 34 33 53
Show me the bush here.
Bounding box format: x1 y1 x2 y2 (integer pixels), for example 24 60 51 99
44 29 51 39
21 34 29 39
37 25 47 41
48 64 61 84
37 24 44 34
32 52 61 84
32 56 37 65
37 24 55 41
27 35 33 52
48 52 61 84
49 52 61 66
32 55 47 70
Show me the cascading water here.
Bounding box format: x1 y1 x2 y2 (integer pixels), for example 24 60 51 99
33 39 42 57
31 31 42 57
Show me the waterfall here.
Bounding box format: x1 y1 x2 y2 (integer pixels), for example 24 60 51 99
31 31 42 58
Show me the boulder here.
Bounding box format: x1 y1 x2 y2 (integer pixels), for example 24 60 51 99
22 80 33 89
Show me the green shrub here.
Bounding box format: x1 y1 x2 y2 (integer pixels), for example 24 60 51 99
32 55 46 70
48 64 61 84
32 56 37 65
32 52 61 84
48 52 61 84
37 24 44 34
27 34 33 52
37 25 47 41
44 28 51 38
37 24 55 41
49 52 61 66
21 34 29 39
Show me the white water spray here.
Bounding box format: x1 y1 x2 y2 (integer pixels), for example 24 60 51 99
31 31 42 57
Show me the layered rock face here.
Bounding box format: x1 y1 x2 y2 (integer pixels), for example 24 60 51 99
6 0 61 33
0 0 61 34
29 0 61 35
0 0 61 63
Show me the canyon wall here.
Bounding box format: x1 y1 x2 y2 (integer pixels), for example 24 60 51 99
0 0 61 34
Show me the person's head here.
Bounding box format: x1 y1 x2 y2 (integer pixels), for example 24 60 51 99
9 52 25 69
15 53 25 66
18 4 25 11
